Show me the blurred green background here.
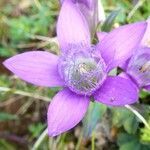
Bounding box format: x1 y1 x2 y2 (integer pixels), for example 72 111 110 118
0 0 150 149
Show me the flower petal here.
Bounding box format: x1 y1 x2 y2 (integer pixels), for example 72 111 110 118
96 21 147 71
60 0 104 35
126 47 150 87
94 76 139 106
144 85 150 91
119 72 139 89
47 88 90 136
141 19 150 47
57 0 91 51
3 51 64 87
119 58 130 71
60 0 96 8
97 32 108 41
76 0 99 35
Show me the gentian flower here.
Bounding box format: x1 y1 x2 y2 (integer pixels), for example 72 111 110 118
118 19 150 93
119 47 150 94
3 0 147 136
60 0 105 34
141 18 150 47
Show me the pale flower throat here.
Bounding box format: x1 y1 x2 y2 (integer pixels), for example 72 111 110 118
127 52 150 87
139 61 150 73
58 47 106 95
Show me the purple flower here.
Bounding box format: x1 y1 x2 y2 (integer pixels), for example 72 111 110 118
60 0 103 34
119 47 150 93
119 19 150 88
141 18 150 47
111 19 150 93
3 0 147 136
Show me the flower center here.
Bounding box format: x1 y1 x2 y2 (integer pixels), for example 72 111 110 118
58 47 106 95
139 61 150 73
127 52 150 87
142 39 150 48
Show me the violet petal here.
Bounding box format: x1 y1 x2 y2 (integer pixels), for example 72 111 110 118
57 0 90 52
47 88 90 136
60 0 100 34
97 32 108 41
141 19 150 47
94 76 138 106
96 21 147 71
126 47 150 87
143 85 150 91
3 51 64 87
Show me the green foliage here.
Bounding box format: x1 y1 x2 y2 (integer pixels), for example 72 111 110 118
117 133 150 150
8 7 55 44
101 9 120 32
0 112 18 121
0 0 150 149
0 75 59 101
140 120 150 143
83 102 107 137
141 127 150 143
0 0 58 57
0 140 16 150
0 15 9 41
140 90 150 99
0 47 17 57
112 107 139 134
28 123 46 138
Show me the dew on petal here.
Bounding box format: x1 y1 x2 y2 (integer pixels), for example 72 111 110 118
110 97 115 102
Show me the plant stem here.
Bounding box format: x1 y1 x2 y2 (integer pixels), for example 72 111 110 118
32 128 48 150
127 0 145 20
91 131 95 150
125 105 150 129
33 0 42 10
0 86 50 102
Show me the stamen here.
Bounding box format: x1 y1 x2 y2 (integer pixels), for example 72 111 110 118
127 49 150 87
58 47 107 95
139 61 150 73
143 39 150 48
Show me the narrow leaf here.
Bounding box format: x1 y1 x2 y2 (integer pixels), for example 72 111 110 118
101 9 120 32
83 101 107 137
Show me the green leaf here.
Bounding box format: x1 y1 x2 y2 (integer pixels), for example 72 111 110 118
118 133 150 150
117 133 141 150
117 133 135 146
83 101 107 137
140 119 150 143
28 123 46 138
119 141 141 150
108 68 117 76
112 107 130 127
0 140 16 150
140 90 150 99
123 115 139 134
112 107 139 133
101 9 120 32
0 47 16 57
0 112 18 121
